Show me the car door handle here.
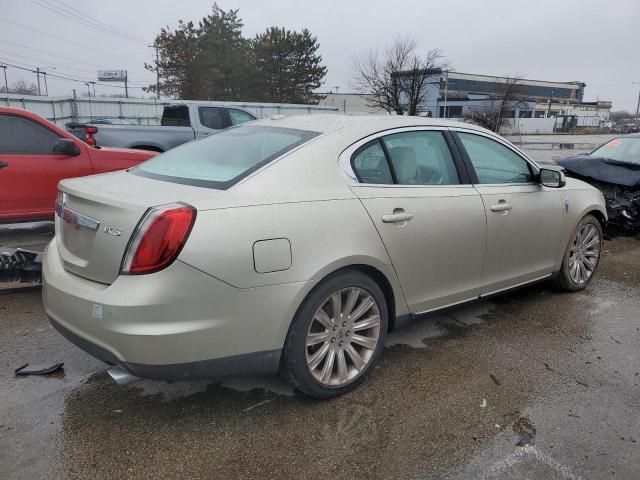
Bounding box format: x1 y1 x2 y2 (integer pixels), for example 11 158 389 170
381 212 414 223
0 161 8 170
491 201 513 212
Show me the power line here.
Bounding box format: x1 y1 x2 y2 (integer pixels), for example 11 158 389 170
0 49 155 83
0 61 150 90
28 0 149 45
51 0 149 44
0 18 150 63
0 39 141 71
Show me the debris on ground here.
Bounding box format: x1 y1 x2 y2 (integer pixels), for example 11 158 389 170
14 363 64 376
0 247 43 285
513 416 537 447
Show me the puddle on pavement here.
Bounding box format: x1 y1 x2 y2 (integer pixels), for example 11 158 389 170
4 240 640 479
53 281 606 480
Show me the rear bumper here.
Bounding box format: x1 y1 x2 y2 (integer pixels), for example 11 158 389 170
42 241 312 380
48 314 281 381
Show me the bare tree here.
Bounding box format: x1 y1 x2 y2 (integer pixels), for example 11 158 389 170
464 75 528 132
352 36 449 116
1 79 39 95
609 110 633 123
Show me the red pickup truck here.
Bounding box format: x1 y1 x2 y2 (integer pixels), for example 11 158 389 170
0 107 157 223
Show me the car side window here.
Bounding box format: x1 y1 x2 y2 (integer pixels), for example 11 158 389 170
0 114 60 154
381 131 460 185
457 132 533 184
228 109 255 125
198 107 228 130
351 140 393 184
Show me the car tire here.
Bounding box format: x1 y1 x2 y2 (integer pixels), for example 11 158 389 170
552 214 603 292
282 270 388 399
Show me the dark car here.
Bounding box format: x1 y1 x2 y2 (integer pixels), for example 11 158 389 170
557 134 640 234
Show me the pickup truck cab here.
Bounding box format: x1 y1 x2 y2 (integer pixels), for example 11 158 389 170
0 107 157 223
75 103 256 152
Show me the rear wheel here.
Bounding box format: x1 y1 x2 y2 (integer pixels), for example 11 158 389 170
282 271 388 399
552 214 603 291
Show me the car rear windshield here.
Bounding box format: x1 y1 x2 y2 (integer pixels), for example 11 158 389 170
591 137 640 164
132 125 319 189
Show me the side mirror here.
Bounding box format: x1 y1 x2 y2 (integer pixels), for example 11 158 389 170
540 168 566 188
53 138 81 157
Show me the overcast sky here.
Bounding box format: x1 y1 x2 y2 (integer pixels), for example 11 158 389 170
2 0 639 111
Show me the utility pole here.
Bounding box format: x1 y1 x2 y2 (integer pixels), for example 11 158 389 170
34 66 55 96
0 65 7 92
35 67 41 95
148 44 159 99
90 81 96 97
124 71 129 98
546 89 554 117
442 71 449 118
633 82 640 128
85 83 93 119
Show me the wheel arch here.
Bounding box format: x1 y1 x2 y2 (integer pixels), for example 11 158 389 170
284 261 408 342
129 144 164 152
586 209 607 229
554 204 607 273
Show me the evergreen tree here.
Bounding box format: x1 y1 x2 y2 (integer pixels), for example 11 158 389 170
251 27 327 104
145 5 327 103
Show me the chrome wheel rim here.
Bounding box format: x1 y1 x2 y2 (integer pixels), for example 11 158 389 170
568 223 601 285
305 287 381 387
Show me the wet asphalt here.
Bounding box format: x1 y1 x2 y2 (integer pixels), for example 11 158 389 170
1 235 639 479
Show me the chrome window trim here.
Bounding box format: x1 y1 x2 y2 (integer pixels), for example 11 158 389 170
338 125 460 186
351 183 476 189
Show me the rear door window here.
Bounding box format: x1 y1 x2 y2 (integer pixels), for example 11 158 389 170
161 106 191 127
0 114 60 154
228 109 256 125
133 125 319 189
382 131 460 185
351 141 393 184
198 107 229 130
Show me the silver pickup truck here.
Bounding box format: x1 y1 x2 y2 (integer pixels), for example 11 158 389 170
69 103 256 152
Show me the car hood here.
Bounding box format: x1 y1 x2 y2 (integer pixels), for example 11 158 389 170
556 155 640 187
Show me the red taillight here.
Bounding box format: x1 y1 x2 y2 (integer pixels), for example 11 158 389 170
121 203 197 275
85 126 97 146
54 191 64 217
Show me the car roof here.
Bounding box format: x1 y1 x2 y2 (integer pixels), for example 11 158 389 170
250 113 491 135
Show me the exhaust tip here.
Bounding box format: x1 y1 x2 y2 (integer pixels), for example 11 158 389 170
107 366 140 386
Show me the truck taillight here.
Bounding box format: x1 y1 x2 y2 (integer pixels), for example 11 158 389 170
85 126 97 146
121 203 197 275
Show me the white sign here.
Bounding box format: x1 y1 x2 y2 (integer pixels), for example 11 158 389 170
97 70 127 82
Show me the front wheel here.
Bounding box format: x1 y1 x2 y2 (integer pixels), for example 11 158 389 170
282 271 388 399
552 214 603 291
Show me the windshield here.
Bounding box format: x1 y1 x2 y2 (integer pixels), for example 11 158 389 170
132 125 319 189
590 137 640 163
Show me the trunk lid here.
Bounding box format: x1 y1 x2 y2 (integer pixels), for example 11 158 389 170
56 170 217 284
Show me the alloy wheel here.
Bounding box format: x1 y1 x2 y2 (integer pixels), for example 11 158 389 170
568 223 601 285
305 287 381 386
